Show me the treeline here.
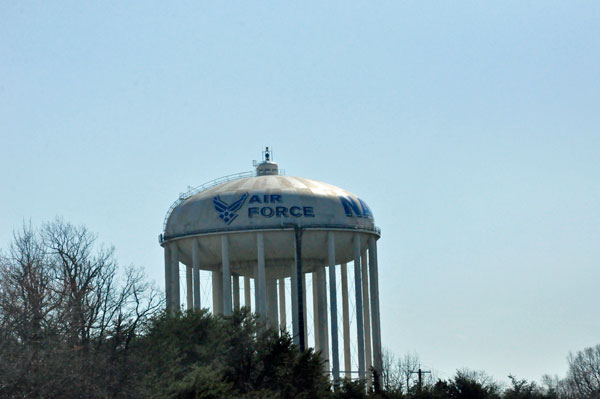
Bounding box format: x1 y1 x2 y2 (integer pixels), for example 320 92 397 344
0 219 329 398
0 220 598 398
377 346 600 399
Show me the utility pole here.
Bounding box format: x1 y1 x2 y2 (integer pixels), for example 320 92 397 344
410 368 431 393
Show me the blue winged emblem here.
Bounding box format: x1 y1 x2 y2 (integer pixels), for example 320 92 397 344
213 193 249 225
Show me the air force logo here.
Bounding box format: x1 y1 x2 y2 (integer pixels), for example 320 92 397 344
213 193 249 225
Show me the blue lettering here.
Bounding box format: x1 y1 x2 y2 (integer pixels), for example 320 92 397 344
358 198 373 219
249 195 261 204
339 196 362 217
250 203 317 219
261 207 274 217
270 194 282 203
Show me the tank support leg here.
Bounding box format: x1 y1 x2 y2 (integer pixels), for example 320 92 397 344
192 239 200 310
291 260 299 344
301 273 308 349
164 245 172 312
362 249 372 388
278 278 286 331
353 234 366 380
233 274 240 310
341 262 351 378
317 267 329 364
212 269 223 315
221 236 232 316
312 272 320 351
368 236 383 390
302 272 308 347
328 232 340 387
244 276 251 310
171 244 180 313
266 277 278 329
186 265 193 310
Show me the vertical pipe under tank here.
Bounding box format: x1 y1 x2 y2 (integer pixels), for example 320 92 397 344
256 232 267 317
222 236 232 316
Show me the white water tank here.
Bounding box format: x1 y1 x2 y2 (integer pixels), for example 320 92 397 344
160 148 383 385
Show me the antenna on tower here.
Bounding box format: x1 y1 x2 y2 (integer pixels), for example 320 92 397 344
262 146 272 162
256 146 279 175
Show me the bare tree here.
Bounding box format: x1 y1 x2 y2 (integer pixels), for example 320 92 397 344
379 350 436 394
562 344 600 399
0 223 61 396
541 374 569 398
381 349 403 393
0 219 162 398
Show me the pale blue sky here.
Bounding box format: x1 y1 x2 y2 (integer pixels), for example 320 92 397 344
1 1 599 383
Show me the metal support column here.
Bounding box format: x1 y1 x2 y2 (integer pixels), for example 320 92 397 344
353 233 366 380
328 232 340 386
164 245 172 312
302 272 308 346
291 260 299 344
254 274 259 316
186 265 193 310
317 267 329 364
233 275 240 311
341 263 351 377
256 232 267 317
312 272 320 352
266 277 278 329
244 276 251 310
221 236 232 316
192 239 200 310
368 236 383 381
171 244 180 313
362 250 372 386
212 269 223 315
294 227 306 351
279 278 286 331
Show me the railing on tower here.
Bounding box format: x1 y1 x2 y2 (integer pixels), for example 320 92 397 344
162 170 256 232
162 169 286 233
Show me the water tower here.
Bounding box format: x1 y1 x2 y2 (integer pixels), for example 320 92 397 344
159 148 382 385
